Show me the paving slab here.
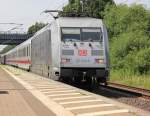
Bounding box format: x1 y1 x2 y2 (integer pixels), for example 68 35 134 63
0 67 56 116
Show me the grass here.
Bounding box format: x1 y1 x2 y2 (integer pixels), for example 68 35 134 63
110 69 150 90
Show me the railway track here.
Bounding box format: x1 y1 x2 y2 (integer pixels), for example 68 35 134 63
93 82 150 112
106 82 150 100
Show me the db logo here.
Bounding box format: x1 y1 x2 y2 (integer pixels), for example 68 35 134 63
78 50 87 56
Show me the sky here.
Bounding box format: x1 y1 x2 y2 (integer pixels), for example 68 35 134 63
114 0 150 8
0 0 68 33
0 0 150 51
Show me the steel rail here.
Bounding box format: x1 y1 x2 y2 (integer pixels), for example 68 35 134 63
102 82 150 100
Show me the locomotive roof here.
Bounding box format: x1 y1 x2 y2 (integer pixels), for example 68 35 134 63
33 17 103 38
57 17 103 27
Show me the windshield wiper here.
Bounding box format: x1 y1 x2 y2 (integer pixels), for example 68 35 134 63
65 39 80 42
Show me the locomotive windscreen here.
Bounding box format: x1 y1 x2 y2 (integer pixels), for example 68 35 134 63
62 28 80 42
81 28 102 42
61 28 102 42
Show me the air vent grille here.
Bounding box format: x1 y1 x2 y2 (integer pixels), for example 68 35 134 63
62 50 74 55
91 50 103 56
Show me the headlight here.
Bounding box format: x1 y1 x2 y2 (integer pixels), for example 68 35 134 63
61 58 70 64
95 59 105 64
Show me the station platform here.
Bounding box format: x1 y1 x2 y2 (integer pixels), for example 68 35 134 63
0 67 56 116
0 65 149 116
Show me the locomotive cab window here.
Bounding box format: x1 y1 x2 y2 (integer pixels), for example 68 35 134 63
81 28 103 42
62 28 103 42
62 28 80 42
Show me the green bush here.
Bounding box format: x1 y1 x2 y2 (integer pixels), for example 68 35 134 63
135 48 150 74
104 4 150 75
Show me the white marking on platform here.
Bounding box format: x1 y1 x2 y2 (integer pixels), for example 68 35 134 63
77 109 129 116
53 96 92 101
32 84 56 86
66 104 114 110
43 90 76 94
36 86 60 88
39 86 62 89
31 83 57 86
59 99 103 105
33 85 58 88
48 93 80 97
29 83 57 86
32 82 65 86
25 79 47 81
40 88 72 91
26 81 47 83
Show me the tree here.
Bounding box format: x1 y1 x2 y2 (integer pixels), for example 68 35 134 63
59 0 114 18
104 4 150 74
104 4 150 38
27 22 46 35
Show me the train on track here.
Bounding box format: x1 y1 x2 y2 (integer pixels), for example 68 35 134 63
0 17 109 87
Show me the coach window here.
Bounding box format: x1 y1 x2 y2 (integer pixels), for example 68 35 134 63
62 28 80 42
81 28 103 42
19 50 21 57
28 45 30 56
21 49 23 57
21 49 22 57
22 49 23 57
25 48 26 57
27 46 28 56
28 46 29 56
22 49 24 57
29 45 30 56
28 46 30 56
24 48 25 57
25 47 26 57
22 48 24 57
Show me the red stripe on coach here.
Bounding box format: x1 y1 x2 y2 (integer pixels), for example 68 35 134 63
6 60 31 64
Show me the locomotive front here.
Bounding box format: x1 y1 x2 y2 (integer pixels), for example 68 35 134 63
59 18 109 86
